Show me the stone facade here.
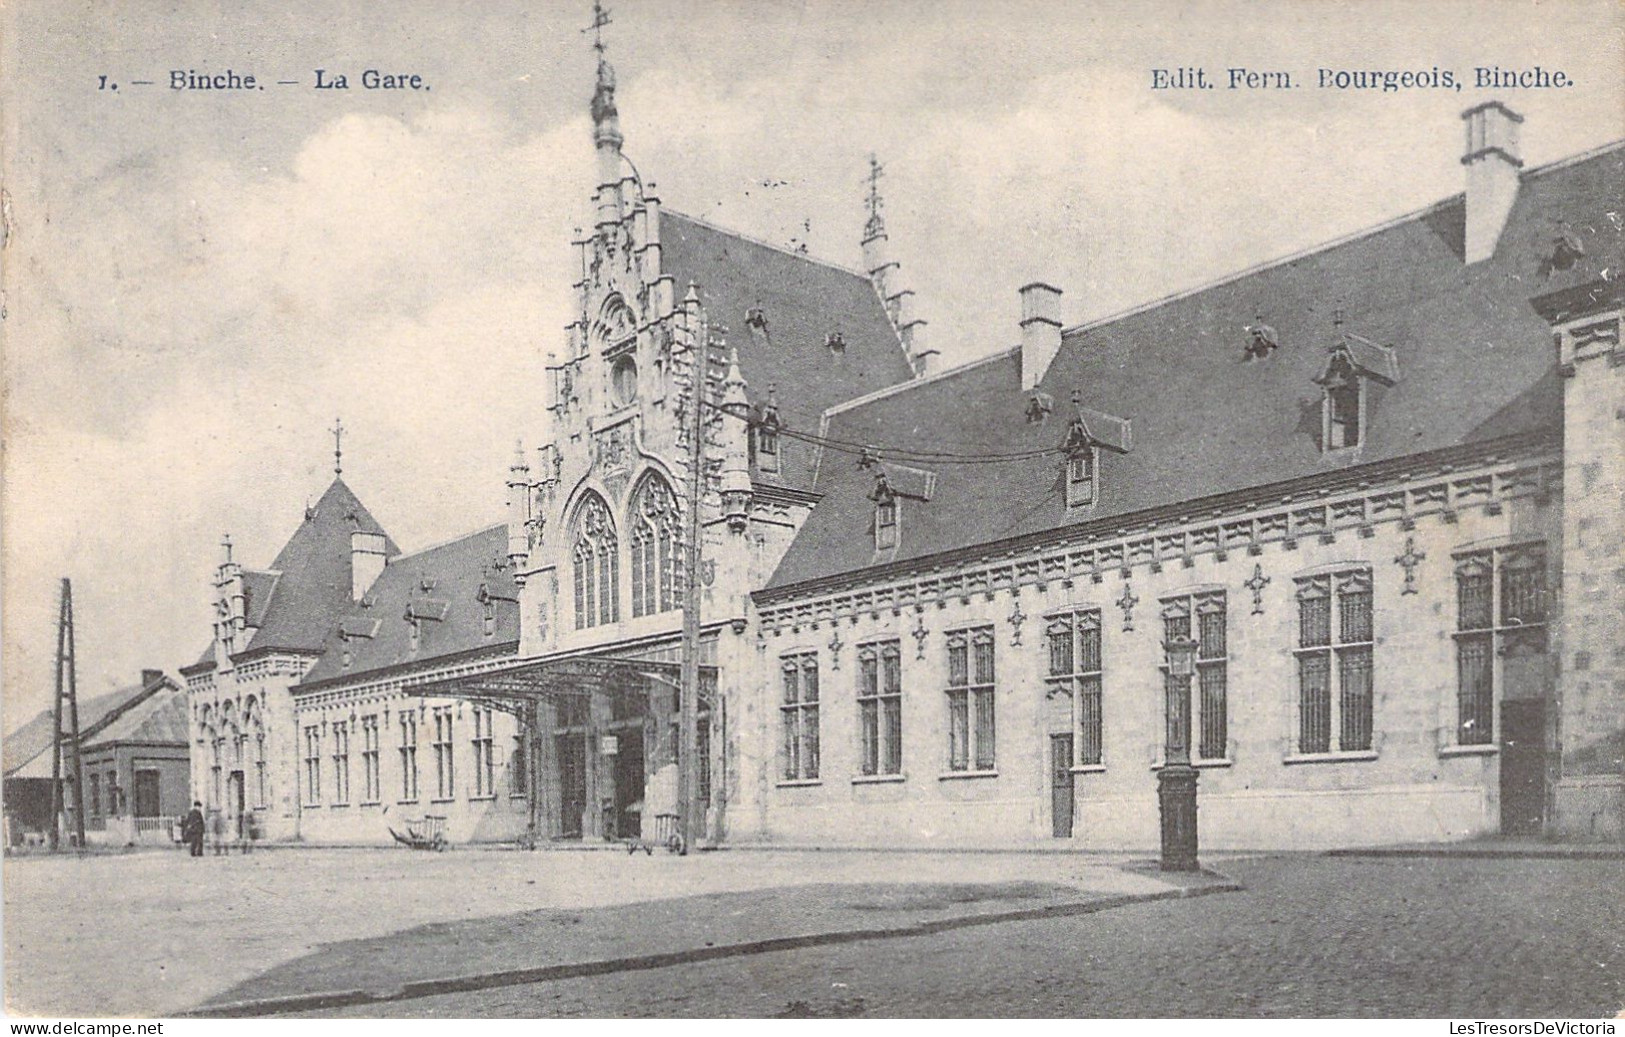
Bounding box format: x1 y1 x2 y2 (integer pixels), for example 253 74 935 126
184 56 1623 852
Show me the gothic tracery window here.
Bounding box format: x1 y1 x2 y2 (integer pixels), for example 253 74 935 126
630 475 682 617
572 493 620 629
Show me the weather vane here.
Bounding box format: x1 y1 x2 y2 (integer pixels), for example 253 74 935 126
583 1 612 57
864 153 886 238
330 416 345 477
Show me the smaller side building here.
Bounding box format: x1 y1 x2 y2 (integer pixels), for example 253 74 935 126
80 679 192 846
2 670 187 848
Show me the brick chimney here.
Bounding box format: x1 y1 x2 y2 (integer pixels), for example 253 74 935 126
1020 282 1064 390
1462 102 1524 264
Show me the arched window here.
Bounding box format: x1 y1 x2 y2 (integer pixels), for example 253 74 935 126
630 474 682 617
572 493 620 628
243 699 267 809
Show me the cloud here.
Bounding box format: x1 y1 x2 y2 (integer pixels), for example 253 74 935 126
3 102 593 724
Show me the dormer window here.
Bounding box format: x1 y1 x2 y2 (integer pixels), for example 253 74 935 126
1323 362 1362 450
756 387 783 475
757 425 779 472
868 463 934 552
875 495 899 550
1314 332 1396 455
1066 445 1097 508
1060 399 1129 511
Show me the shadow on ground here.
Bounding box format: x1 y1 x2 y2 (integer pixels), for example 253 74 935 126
200 881 1103 1011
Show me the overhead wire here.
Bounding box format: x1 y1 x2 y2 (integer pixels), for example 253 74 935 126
700 398 1066 466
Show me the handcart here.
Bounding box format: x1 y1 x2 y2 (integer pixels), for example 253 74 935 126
625 812 683 855
388 813 448 851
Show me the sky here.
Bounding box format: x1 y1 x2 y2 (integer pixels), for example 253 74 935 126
3 0 1621 731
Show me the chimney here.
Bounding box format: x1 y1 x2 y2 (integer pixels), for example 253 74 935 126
141 669 164 689
1020 282 1064 390
1461 102 1523 264
351 530 388 601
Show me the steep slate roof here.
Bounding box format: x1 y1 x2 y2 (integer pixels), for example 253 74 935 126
85 685 189 748
185 480 400 672
299 524 519 686
659 210 919 491
246 479 399 654
766 143 1624 592
4 673 175 778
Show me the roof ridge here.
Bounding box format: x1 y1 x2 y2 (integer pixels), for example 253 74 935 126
384 523 506 566
663 208 872 281
1060 138 1625 341
824 346 1018 420
811 348 1019 487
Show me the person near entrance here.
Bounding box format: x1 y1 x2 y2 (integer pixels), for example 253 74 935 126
209 806 228 855
181 801 205 857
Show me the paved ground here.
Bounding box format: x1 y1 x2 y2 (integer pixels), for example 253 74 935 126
303 855 1625 1019
1 845 1164 1017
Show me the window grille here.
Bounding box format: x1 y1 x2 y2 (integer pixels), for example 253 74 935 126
1161 592 1229 761
331 721 350 804
780 653 820 780
858 640 904 776
572 494 619 629
875 497 899 550
471 707 495 797
630 476 682 618
398 711 419 801
947 626 996 771
1454 546 1547 746
432 707 456 799
303 725 321 805
1066 447 1097 508
1295 570 1374 754
361 715 380 803
1046 610 1104 766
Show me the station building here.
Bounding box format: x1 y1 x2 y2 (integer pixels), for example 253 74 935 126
182 56 1624 849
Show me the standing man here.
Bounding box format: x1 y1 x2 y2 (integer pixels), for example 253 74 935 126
182 801 204 857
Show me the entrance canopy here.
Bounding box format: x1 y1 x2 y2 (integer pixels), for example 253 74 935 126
403 653 716 714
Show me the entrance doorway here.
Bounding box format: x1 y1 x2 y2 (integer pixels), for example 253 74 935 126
133 769 161 818
226 771 245 839
1500 700 1546 836
557 735 586 839
1050 734 1074 838
612 730 646 839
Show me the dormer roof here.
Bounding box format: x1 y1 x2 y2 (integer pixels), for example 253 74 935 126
761 142 1622 595
299 524 518 688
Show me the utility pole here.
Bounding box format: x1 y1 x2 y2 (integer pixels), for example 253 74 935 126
49 578 86 852
677 293 710 856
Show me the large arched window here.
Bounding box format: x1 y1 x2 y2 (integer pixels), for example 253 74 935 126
630 474 682 617
572 493 620 628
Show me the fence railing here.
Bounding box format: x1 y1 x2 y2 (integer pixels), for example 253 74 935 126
134 816 176 842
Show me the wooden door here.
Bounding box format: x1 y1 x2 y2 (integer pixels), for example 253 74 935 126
557 735 586 839
1500 700 1546 836
132 769 161 818
1050 734 1074 838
